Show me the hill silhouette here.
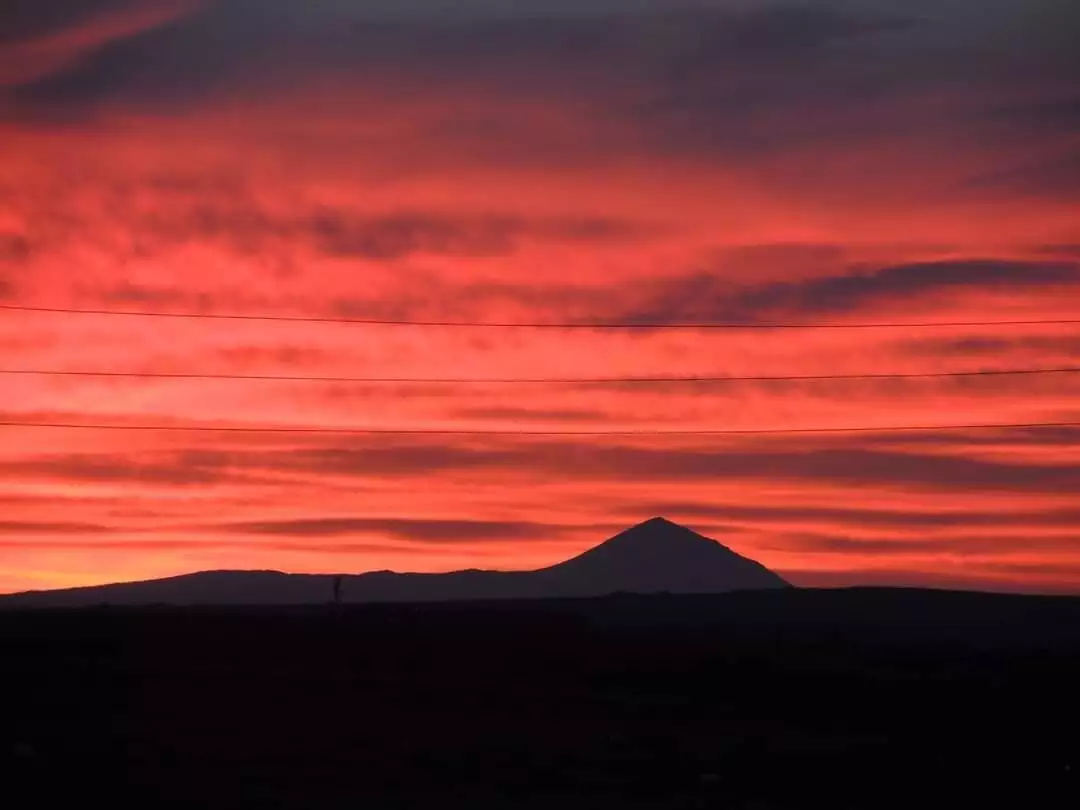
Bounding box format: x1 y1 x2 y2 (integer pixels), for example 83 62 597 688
0 518 787 606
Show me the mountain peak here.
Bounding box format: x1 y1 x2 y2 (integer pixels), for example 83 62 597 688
609 517 727 548
641 516 681 528
542 517 788 593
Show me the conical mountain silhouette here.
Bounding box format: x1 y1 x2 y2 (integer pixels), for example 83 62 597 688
0 518 788 606
540 517 788 594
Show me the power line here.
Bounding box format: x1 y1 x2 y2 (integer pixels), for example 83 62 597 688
2 366 1079 384
3 303 1078 329
0 419 1077 436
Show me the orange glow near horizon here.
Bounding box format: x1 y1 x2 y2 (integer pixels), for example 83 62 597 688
1 0 1079 594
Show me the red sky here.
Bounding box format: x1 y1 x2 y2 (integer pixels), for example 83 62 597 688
1 0 1079 594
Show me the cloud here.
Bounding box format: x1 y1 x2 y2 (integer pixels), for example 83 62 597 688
965 150 1080 202
0 537 393 554
297 212 644 260
185 436 1080 495
450 406 616 422
18 193 649 262
2 1 1079 596
0 452 234 486
906 334 1080 359
0 232 31 298
623 259 1080 323
707 243 851 281
11 433 1078 499
6 3 913 108
766 531 1080 557
1034 244 1080 260
991 95 1080 131
0 0 196 92
611 501 1080 534
0 231 32 261
3 0 1074 185
217 516 562 542
584 445 1080 492
0 1 154 42
213 344 336 369
0 520 112 535
847 425 1080 451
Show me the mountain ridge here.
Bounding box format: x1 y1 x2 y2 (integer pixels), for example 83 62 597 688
1 518 789 606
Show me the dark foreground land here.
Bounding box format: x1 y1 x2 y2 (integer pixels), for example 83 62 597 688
2 587 1079 808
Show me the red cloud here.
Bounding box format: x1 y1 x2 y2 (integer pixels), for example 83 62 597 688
0 1 198 90
1 1 1078 594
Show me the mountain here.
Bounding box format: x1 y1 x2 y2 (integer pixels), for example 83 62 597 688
538 517 786 594
0 518 788 607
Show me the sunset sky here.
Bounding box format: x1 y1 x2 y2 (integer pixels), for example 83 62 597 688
1 0 1078 595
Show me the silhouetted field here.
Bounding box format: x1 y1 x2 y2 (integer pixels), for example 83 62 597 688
2 588 1078 808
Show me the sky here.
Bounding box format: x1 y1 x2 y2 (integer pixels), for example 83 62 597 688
1 0 1078 595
